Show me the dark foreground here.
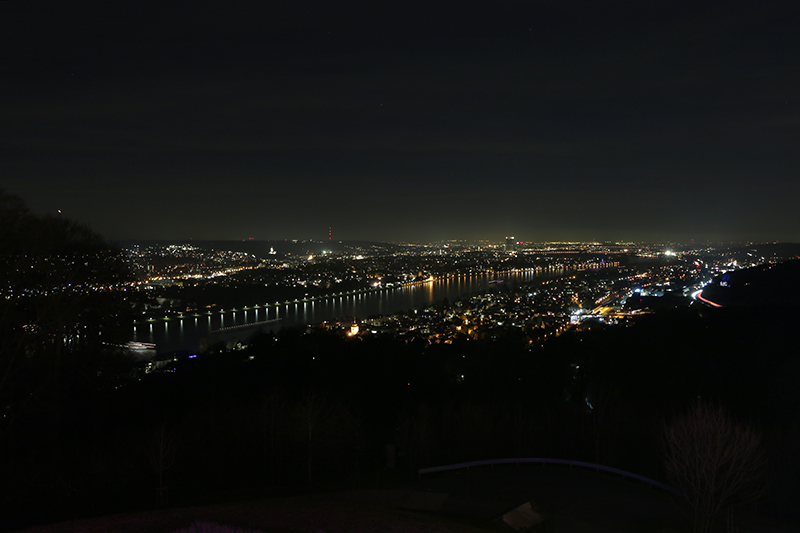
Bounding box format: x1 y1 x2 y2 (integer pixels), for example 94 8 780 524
12 465 799 533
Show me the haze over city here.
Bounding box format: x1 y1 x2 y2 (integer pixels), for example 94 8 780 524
3 2 799 243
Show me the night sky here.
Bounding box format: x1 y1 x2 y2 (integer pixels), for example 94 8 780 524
3 2 799 243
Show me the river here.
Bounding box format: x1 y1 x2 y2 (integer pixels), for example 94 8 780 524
131 267 569 353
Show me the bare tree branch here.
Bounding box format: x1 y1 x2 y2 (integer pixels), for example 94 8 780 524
663 400 766 533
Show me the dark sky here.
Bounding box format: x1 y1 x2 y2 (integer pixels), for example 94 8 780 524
2 1 799 243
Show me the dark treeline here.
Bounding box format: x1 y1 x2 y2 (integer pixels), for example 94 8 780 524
3 300 800 530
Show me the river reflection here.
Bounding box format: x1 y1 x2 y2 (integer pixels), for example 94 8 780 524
132 268 567 353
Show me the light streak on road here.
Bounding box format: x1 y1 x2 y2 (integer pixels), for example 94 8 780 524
693 289 722 308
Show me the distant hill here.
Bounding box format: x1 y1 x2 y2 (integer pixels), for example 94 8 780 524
701 259 800 308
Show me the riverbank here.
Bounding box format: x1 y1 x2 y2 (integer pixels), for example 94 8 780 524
132 266 580 353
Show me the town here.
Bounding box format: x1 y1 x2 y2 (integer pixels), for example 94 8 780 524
118 239 789 362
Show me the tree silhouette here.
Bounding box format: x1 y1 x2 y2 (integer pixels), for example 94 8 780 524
0 190 133 431
148 420 178 507
292 391 349 486
396 402 436 472
663 400 766 533
260 389 286 485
